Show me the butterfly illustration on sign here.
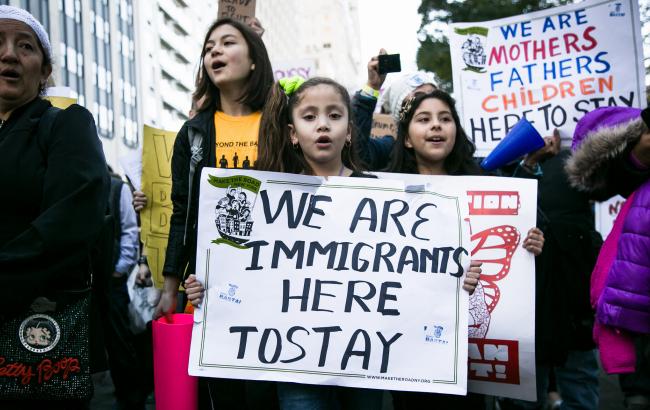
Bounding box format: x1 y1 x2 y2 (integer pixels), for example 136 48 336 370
468 224 520 338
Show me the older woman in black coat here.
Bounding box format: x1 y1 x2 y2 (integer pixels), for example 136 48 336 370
0 5 109 407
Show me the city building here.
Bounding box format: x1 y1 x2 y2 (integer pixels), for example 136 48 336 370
2 0 362 169
258 0 362 90
136 0 217 132
2 0 140 168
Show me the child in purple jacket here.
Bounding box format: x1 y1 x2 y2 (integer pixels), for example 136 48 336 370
566 106 650 409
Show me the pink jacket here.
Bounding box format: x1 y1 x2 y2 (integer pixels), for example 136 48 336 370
591 192 636 374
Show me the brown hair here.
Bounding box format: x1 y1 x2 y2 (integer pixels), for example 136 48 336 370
256 77 363 175
193 18 273 113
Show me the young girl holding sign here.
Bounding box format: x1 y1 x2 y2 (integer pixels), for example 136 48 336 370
386 90 544 408
186 78 483 408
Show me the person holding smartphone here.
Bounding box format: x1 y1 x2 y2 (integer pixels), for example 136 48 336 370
352 49 438 170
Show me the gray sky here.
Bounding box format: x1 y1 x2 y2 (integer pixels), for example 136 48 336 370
358 0 422 87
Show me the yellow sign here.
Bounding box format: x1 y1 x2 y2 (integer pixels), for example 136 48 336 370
141 125 177 288
44 96 77 109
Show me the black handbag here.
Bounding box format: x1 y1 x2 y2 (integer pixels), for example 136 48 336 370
0 289 93 400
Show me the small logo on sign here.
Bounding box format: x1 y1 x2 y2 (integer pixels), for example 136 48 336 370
454 26 489 73
220 284 242 304
208 175 262 249
424 325 449 344
609 2 625 16
19 314 61 353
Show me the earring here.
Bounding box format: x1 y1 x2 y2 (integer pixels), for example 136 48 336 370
345 139 351 147
251 64 256 71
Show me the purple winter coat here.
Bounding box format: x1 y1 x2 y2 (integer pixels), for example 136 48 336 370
597 179 650 334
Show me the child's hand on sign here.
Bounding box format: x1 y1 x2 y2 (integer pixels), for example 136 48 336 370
185 274 205 307
463 261 482 295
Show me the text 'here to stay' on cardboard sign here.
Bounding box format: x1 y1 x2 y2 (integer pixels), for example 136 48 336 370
218 0 256 24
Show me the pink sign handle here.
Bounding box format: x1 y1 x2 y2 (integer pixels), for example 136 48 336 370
153 313 198 410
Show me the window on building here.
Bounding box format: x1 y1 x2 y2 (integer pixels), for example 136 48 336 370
19 1 49 32
90 0 114 139
118 0 138 148
58 0 85 105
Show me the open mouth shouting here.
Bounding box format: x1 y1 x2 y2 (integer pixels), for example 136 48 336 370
211 61 227 71
0 68 21 81
425 135 447 145
315 135 333 148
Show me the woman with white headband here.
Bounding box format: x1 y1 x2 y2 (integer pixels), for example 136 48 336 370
0 6 109 407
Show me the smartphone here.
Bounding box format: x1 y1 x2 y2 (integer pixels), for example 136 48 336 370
378 54 401 75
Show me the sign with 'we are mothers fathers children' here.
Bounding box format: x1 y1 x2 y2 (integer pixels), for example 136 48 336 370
449 0 645 155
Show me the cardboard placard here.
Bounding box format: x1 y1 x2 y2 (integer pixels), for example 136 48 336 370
218 0 256 24
370 113 397 139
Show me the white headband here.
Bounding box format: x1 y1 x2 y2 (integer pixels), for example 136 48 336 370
0 5 52 61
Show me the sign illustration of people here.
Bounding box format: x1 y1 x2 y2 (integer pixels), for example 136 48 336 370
233 152 239 168
242 156 251 169
455 27 488 73
208 174 262 247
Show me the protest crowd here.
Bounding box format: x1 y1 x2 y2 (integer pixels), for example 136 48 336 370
0 2 649 410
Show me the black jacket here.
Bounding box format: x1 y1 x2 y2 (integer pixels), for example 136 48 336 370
516 150 602 365
351 91 395 171
0 98 109 314
163 108 218 279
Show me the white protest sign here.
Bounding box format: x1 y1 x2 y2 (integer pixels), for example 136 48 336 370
189 169 470 394
119 149 142 190
595 195 626 239
377 173 538 400
449 0 645 156
273 59 317 81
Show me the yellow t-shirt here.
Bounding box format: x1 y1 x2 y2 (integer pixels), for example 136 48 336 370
214 111 262 169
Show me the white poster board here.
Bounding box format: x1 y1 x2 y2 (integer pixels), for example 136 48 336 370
189 169 470 394
377 173 538 400
594 195 626 239
449 0 645 156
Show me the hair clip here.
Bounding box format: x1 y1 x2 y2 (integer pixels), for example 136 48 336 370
279 76 306 96
399 95 416 123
